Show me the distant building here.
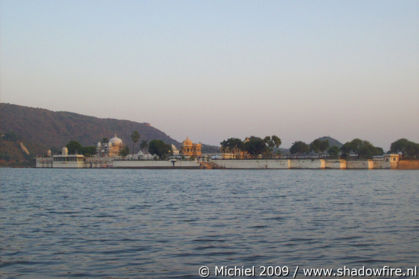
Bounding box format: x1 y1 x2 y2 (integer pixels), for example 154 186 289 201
181 137 201 157
108 135 123 157
96 134 124 157
171 144 180 156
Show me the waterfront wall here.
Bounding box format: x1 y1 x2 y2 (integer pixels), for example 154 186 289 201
36 157 52 168
113 160 200 168
289 159 325 169
346 160 374 169
372 160 391 169
35 157 419 170
325 159 346 169
211 159 290 169
212 159 328 169
212 159 396 169
396 160 419 170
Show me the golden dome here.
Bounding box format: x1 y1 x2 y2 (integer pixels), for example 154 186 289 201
109 134 123 146
182 137 193 146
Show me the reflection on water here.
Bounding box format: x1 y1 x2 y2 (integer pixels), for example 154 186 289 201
0 169 418 278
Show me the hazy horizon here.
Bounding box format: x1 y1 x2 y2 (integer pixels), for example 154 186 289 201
1 0 418 149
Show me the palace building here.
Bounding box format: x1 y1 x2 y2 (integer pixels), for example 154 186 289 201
97 134 124 157
181 137 202 157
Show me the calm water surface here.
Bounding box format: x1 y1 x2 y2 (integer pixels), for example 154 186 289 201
0 169 418 278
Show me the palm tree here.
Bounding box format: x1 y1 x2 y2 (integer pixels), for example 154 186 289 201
130 131 140 155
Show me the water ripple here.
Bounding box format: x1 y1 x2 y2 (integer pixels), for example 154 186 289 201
0 168 418 278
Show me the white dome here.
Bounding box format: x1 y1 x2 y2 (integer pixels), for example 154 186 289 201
109 135 123 146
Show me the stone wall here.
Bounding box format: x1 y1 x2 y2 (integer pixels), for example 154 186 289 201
325 159 346 169
36 157 52 168
396 160 419 170
372 159 391 169
112 160 200 168
212 159 290 169
289 159 325 169
347 160 374 169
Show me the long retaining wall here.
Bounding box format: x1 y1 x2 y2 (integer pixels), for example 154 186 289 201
346 160 374 169
211 159 402 169
396 160 419 170
35 157 419 170
211 159 290 169
113 160 200 168
325 159 346 169
212 159 326 169
289 159 325 169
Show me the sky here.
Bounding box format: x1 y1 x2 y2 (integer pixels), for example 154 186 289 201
1 0 418 149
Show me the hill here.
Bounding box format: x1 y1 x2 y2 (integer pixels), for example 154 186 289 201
2 103 211 165
316 136 343 148
0 135 38 167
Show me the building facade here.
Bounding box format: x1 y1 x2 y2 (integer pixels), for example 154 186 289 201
181 137 201 157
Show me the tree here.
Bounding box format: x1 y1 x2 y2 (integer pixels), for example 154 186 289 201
262 135 282 156
66 141 97 156
290 141 309 154
310 139 330 153
264 136 275 151
327 146 340 157
390 138 419 158
341 138 383 159
148 140 172 159
220 138 244 152
271 135 281 149
341 138 363 156
140 140 149 152
244 136 267 156
66 140 83 154
131 131 140 155
119 146 129 157
81 146 97 156
101 137 108 144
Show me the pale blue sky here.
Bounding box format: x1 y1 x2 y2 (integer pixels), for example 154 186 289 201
1 0 418 148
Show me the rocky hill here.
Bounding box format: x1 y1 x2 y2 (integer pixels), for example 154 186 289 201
0 103 219 165
316 136 343 148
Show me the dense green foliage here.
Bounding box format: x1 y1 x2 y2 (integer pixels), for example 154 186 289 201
220 135 281 156
119 146 129 157
148 140 172 159
220 138 244 152
327 146 340 156
82 146 97 156
66 140 83 154
340 138 383 158
310 139 329 153
290 141 310 154
390 138 419 158
66 140 97 156
264 135 282 153
244 136 267 155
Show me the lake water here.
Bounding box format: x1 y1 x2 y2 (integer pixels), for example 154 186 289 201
0 169 418 278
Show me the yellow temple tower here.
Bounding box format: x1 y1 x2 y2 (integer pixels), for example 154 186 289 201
181 137 202 157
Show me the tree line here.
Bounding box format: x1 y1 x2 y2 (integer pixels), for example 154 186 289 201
290 138 419 159
220 136 419 159
220 135 282 157
62 132 419 160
